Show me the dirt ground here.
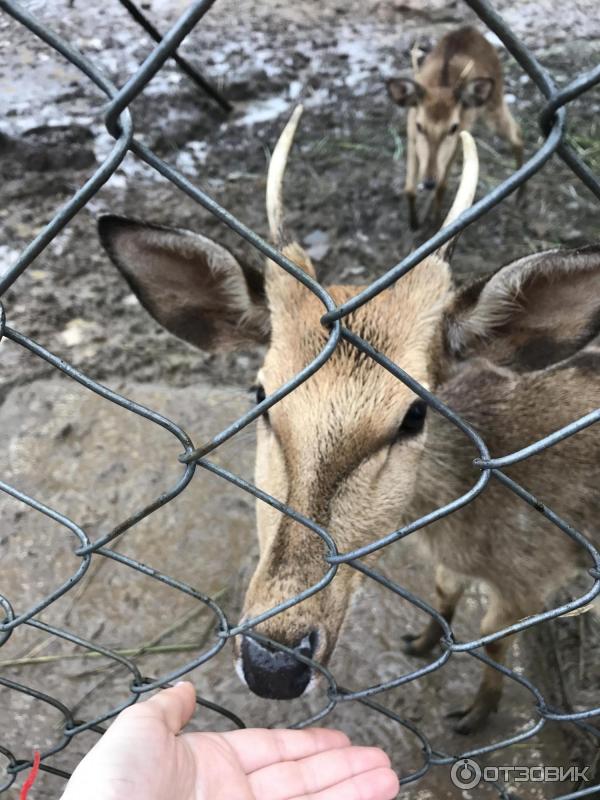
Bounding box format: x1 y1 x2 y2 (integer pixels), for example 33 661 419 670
1 0 599 797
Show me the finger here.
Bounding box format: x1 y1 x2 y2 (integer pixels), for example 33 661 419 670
219 728 351 774
249 745 392 800
291 766 399 800
139 681 197 734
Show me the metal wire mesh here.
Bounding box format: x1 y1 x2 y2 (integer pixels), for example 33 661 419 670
1 0 599 796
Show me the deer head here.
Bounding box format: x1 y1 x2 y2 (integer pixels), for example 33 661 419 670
99 107 600 701
387 74 493 190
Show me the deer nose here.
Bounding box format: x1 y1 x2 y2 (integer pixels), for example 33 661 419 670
240 632 317 699
422 177 436 191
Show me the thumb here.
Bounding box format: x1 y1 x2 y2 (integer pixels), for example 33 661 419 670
142 681 197 734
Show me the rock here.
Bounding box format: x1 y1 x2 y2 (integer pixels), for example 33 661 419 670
559 228 586 245
59 319 103 348
303 229 331 260
225 68 271 101
0 124 96 173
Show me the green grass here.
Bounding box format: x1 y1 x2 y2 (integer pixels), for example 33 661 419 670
307 129 400 161
567 132 600 171
388 125 404 161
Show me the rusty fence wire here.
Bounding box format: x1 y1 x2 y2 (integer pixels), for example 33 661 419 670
1 0 600 796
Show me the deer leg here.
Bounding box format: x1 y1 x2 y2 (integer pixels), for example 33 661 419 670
421 179 446 229
405 127 419 230
433 182 447 224
426 144 458 225
450 595 519 735
489 102 525 200
407 191 418 231
404 564 465 656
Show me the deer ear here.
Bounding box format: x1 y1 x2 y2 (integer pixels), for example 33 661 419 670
98 216 269 351
446 246 600 371
457 77 494 107
386 77 425 107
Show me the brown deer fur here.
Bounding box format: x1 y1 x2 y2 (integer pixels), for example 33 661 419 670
387 26 523 229
98 119 599 734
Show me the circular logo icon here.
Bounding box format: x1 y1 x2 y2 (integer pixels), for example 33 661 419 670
451 758 482 789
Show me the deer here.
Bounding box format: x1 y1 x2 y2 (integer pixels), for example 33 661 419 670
387 26 524 230
98 107 600 735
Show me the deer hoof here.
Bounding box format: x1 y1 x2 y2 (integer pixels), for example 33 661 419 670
447 702 493 735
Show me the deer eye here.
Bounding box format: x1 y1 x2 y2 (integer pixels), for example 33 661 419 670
254 384 270 422
448 123 459 135
416 122 424 134
398 400 428 436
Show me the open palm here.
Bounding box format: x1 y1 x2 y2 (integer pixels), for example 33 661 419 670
61 683 399 800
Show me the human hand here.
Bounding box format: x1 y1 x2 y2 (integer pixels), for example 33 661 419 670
60 682 399 800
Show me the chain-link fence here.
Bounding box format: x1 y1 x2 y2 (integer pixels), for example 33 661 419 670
1 0 599 796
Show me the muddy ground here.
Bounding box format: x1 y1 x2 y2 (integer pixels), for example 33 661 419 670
0 0 599 797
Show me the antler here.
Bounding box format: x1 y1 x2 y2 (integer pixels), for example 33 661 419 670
436 130 479 261
266 104 304 247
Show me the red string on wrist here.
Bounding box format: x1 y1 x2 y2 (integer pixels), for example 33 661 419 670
19 751 41 800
